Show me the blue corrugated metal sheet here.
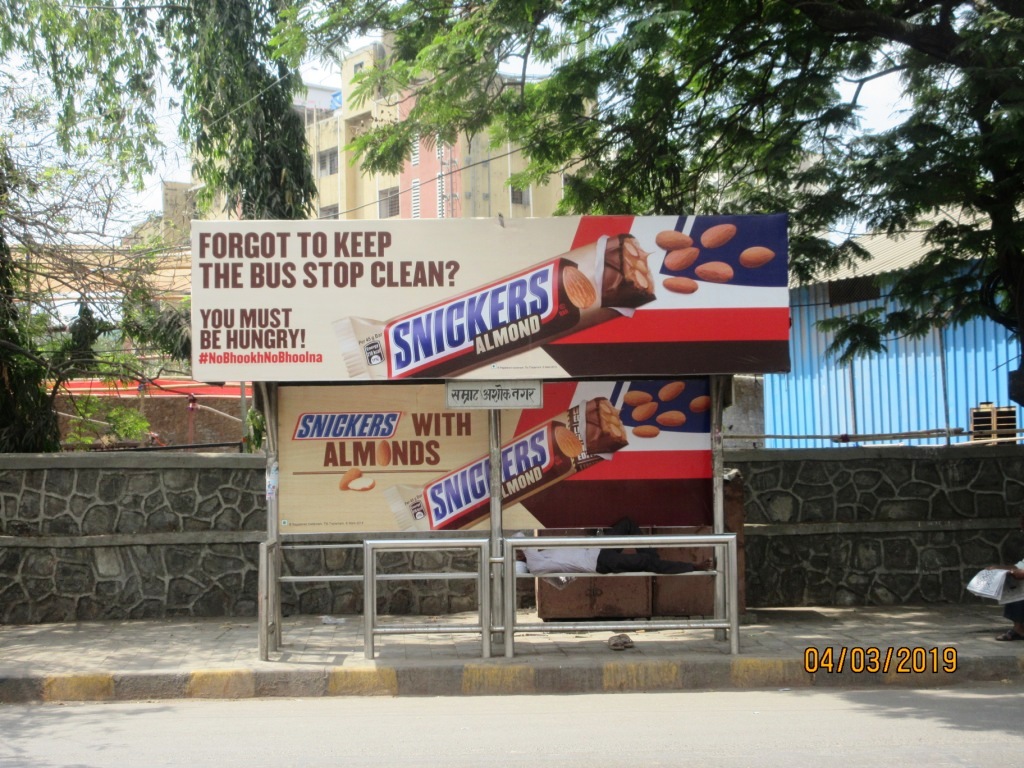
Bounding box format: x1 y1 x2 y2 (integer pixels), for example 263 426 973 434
763 285 1023 448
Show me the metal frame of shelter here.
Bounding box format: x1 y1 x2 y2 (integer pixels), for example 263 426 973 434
256 376 740 660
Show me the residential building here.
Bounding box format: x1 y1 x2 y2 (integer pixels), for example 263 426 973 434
303 41 563 222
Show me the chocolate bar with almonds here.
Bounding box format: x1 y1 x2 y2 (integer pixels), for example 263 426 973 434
335 235 656 381
584 397 629 454
385 398 629 531
602 234 657 308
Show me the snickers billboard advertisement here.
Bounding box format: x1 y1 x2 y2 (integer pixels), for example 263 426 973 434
277 380 712 534
192 215 789 382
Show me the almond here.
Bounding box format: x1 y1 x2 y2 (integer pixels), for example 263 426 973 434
339 467 363 490
623 390 653 407
632 425 660 438
346 476 376 492
658 381 686 402
562 265 597 308
655 230 693 251
664 247 700 272
375 440 392 466
656 410 687 427
689 395 711 413
554 425 584 459
663 277 699 294
695 261 734 283
632 402 658 422
739 246 776 268
700 223 737 248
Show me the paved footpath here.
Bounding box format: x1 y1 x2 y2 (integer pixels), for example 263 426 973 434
1 604 1022 702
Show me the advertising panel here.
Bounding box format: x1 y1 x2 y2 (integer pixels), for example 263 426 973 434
192 216 788 382
277 380 712 534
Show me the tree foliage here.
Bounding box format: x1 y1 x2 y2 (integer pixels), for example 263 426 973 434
279 0 1024 402
161 0 316 220
0 77 163 452
0 0 315 451
0 159 58 452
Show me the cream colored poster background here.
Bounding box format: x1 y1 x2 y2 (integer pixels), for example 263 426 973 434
192 218 588 383
277 383 544 533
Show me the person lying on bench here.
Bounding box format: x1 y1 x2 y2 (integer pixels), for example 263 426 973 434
519 517 714 575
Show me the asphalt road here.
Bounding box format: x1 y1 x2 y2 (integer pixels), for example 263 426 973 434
2 685 1021 767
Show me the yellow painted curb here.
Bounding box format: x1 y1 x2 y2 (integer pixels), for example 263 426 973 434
461 665 535 695
186 669 256 699
43 674 115 702
603 661 680 691
730 658 798 687
327 668 398 696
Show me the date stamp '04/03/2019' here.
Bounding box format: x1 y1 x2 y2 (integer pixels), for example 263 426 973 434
803 646 958 674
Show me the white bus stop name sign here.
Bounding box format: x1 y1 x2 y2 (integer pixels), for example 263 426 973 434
446 380 543 410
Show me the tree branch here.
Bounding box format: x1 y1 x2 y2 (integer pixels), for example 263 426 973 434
782 0 970 67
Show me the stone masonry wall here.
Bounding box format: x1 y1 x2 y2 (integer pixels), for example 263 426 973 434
3 446 1023 624
0 454 492 624
727 445 1024 607
0 454 266 623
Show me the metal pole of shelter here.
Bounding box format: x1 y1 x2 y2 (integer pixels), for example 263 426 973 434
488 408 503 643
710 375 727 641
710 375 726 534
257 382 281 661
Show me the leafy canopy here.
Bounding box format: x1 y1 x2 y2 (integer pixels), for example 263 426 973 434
278 0 1024 401
1 0 315 451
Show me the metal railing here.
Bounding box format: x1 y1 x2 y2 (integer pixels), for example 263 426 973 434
277 541 362 584
502 533 740 657
262 534 741 660
362 538 492 660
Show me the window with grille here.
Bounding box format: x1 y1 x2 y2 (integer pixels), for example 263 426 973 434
318 149 339 177
437 173 446 218
510 186 530 206
411 134 420 166
318 204 339 220
378 187 400 218
411 179 421 218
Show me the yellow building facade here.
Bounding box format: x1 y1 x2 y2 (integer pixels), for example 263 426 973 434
303 42 563 222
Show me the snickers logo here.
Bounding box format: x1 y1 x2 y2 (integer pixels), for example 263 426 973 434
293 412 401 440
386 261 560 378
423 425 554 528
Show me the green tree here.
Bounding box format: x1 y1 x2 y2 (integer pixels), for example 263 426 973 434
160 0 316 220
0 0 315 451
0 73 160 452
279 0 1024 404
0 164 58 452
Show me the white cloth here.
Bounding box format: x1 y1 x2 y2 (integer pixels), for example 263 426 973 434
522 546 600 575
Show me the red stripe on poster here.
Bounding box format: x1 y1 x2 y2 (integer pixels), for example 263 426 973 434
551 307 790 344
566 450 712 481
512 381 579 435
571 216 636 248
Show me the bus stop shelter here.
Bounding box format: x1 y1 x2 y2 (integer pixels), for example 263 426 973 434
189 214 790 659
